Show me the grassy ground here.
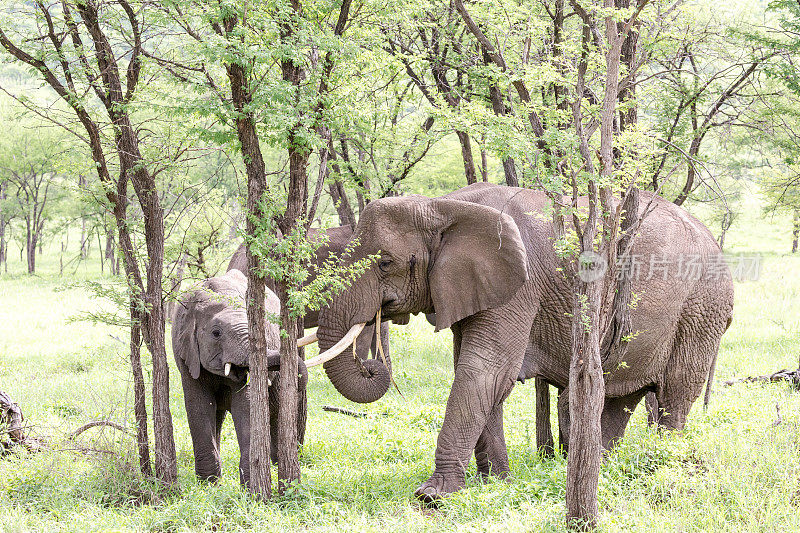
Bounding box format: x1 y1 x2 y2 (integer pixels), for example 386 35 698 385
2 197 800 532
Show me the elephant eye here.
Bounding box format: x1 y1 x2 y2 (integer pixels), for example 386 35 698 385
379 259 393 272
211 329 222 338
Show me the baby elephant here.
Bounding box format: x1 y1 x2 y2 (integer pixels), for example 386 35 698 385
171 269 307 487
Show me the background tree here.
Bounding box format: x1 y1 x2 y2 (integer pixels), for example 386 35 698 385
0 0 183 484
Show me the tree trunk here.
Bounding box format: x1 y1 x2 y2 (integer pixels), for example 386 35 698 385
479 141 489 182
98 231 105 274
792 210 799 254
455 130 477 185
565 278 605 529
482 47 519 187
0 180 5 268
130 304 152 477
26 226 36 274
327 180 356 228
535 378 554 456
243 140 272 500
223 9 273 498
276 0 308 489
0 220 6 270
79 174 88 259
106 226 116 274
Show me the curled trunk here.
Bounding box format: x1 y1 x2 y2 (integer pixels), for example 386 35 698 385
318 321 391 404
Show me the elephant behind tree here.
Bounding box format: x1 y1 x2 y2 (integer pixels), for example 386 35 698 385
310 183 734 501
172 269 307 487
227 224 395 403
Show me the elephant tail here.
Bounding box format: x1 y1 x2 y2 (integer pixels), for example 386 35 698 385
703 350 718 409
704 316 731 409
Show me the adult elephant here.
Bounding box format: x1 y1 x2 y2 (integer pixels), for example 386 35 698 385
172 269 307 487
310 183 734 502
227 225 394 403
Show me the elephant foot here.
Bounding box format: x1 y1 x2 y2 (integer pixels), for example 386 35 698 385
414 473 466 505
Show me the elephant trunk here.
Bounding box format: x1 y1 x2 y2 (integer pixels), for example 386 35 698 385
317 284 391 404
321 341 391 404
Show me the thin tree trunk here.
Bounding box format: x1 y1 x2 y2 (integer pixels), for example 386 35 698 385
276 0 308 490
535 378 554 456
0 180 5 269
26 227 36 274
130 304 152 477
327 179 356 228
482 47 519 187
792 209 799 254
79 174 88 259
98 231 105 273
455 130 477 185
106 226 116 274
565 277 604 529
223 10 273 499
479 138 489 182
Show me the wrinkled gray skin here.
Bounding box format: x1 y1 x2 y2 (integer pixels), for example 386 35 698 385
315 183 734 502
228 225 394 403
172 269 308 487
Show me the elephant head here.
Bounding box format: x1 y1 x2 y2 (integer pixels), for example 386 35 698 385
313 194 528 403
172 269 288 382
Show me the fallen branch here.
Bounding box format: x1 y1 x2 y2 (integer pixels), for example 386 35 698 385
0 390 44 453
723 368 800 388
322 405 373 418
69 419 130 439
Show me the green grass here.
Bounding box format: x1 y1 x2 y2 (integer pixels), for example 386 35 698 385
2 198 800 532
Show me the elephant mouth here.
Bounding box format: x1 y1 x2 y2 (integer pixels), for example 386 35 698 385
365 301 399 327
224 363 248 382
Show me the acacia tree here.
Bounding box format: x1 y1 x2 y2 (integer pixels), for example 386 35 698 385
747 0 800 253
0 0 178 484
153 0 376 498
450 0 663 527
646 8 770 205
0 122 71 274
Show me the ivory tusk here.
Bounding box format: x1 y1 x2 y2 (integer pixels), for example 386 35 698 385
224 362 231 377
297 331 318 347
305 323 366 368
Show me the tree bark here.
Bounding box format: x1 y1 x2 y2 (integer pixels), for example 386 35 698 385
276 0 308 491
105 225 116 274
130 304 152 477
565 277 605 529
455 130 477 185
222 9 274 499
535 378 555 456
792 210 799 254
26 228 36 274
482 47 519 187
77 0 176 484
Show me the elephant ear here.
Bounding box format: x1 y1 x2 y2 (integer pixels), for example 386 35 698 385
428 199 528 332
172 292 202 380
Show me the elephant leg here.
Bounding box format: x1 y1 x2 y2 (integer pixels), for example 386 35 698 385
414 310 530 503
601 390 647 449
179 372 222 482
229 385 252 487
535 378 555 457
215 408 226 453
474 402 510 479
449 323 511 479
657 318 723 430
557 387 569 455
645 391 661 426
